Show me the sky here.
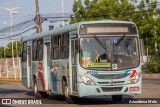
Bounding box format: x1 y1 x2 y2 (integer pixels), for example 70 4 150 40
0 0 74 46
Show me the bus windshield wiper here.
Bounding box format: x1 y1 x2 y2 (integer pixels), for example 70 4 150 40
114 34 125 46
93 35 106 49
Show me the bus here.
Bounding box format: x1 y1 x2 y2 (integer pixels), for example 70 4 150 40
21 20 142 103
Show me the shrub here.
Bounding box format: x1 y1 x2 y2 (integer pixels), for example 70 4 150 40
145 55 160 73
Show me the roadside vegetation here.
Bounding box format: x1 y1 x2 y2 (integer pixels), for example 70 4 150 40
146 55 160 73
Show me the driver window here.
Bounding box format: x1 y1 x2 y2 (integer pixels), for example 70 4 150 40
81 39 92 67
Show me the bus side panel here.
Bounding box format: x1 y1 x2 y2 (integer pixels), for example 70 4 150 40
32 61 44 91
22 62 28 88
50 60 60 93
22 47 32 88
26 46 32 88
50 59 69 94
43 43 51 91
60 59 69 93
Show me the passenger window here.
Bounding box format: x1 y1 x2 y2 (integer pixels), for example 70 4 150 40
22 42 27 62
52 35 61 59
61 33 69 59
37 39 43 61
32 40 38 61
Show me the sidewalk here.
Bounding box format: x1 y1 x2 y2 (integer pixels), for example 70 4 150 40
0 78 21 82
142 73 160 78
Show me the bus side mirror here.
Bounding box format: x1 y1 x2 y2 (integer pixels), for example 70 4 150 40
140 39 148 63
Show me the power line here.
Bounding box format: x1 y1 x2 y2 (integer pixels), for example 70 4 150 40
0 26 36 39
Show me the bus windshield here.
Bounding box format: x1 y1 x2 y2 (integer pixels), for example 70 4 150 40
80 36 140 70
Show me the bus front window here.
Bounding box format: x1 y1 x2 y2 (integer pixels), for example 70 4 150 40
80 37 111 70
80 36 140 71
112 37 140 70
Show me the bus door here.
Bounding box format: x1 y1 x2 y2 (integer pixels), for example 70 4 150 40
27 46 32 88
70 38 78 93
43 43 51 91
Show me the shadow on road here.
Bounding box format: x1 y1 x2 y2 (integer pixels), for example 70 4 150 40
25 91 34 97
25 93 134 105
0 88 32 95
0 105 14 107
70 96 134 105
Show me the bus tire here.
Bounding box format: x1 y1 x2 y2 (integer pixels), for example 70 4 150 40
112 95 122 102
62 79 74 104
33 80 41 98
40 92 49 98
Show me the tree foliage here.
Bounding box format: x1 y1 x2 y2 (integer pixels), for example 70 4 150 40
0 41 22 58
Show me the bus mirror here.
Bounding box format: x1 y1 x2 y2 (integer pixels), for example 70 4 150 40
140 39 148 63
140 39 145 56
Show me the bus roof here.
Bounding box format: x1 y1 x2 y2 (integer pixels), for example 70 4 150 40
22 20 135 42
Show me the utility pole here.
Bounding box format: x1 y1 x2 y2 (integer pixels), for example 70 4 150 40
61 0 64 27
35 0 42 33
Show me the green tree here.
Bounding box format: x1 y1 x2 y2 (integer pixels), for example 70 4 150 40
0 41 22 58
135 0 159 55
0 47 4 58
70 0 137 23
70 0 87 24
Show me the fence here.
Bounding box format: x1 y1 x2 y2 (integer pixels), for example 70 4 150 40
0 57 21 79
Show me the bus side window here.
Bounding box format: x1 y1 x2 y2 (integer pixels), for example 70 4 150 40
37 39 43 61
52 35 61 59
61 33 69 59
22 42 27 62
32 40 38 61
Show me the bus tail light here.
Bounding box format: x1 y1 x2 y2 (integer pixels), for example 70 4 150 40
130 86 140 91
79 74 95 85
128 72 141 84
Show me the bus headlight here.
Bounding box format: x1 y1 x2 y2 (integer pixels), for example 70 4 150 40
79 74 95 85
128 73 141 84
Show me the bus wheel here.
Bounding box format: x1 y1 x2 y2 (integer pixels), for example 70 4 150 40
40 92 49 98
112 95 122 102
62 79 74 104
33 80 41 98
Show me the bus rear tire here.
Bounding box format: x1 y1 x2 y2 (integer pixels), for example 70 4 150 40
33 80 41 98
62 79 74 104
112 95 122 102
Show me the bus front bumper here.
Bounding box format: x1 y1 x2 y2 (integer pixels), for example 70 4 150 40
77 82 141 97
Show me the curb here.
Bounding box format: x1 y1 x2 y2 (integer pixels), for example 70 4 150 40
0 78 21 82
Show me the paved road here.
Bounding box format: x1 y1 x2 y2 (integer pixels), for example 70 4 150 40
0 78 160 107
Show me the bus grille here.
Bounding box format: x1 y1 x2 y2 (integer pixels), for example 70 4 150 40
98 81 125 85
91 73 131 79
101 87 122 92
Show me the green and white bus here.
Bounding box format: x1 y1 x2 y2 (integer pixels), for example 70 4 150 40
22 20 142 103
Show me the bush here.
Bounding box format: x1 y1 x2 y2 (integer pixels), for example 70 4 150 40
145 55 160 73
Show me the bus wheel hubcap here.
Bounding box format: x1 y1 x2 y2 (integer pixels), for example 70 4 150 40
64 86 69 97
34 83 37 94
